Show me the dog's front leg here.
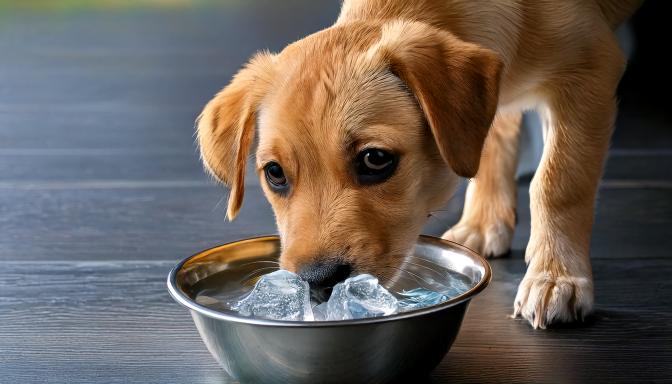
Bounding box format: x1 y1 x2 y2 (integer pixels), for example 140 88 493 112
443 111 522 257
514 45 624 328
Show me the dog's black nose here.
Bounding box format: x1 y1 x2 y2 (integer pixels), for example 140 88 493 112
298 262 352 288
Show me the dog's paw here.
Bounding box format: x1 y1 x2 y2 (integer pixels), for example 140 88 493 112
513 268 593 329
442 220 513 258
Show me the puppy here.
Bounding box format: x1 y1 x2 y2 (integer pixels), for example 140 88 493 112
197 0 642 328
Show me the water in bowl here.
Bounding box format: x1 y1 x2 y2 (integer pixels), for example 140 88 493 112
191 255 475 321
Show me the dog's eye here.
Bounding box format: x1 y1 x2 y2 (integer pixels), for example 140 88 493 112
355 148 398 184
264 162 289 192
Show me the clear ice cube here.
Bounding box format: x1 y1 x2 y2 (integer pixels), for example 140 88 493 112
312 302 329 321
229 269 472 321
325 274 398 320
231 269 313 321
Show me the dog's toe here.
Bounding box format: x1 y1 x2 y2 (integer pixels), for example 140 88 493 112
443 221 512 258
513 271 593 329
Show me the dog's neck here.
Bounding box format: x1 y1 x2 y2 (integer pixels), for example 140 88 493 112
336 0 522 64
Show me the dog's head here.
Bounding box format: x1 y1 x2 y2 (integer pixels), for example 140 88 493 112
197 20 502 287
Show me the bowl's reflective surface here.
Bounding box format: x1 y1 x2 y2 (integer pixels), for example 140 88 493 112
168 235 491 384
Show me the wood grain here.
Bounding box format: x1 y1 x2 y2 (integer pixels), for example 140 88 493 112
0 186 275 261
1 259 669 383
0 263 230 384
1 185 668 262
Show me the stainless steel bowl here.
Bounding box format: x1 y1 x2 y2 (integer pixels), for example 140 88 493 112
167 235 491 384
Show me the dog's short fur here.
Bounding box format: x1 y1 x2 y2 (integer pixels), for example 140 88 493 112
197 0 642 328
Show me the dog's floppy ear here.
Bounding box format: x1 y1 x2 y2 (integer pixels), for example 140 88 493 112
196 52 276 220
371 21 503 177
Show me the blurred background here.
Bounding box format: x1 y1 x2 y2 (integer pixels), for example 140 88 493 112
1 1 670 383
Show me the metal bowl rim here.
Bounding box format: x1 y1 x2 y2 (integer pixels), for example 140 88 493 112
167 234 491 328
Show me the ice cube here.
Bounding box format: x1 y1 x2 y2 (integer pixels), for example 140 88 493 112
231 270 313 321
325 274 398 320
312 302 329 321
397 288 450 312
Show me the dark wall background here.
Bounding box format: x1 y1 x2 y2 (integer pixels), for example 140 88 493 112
615 0 671 148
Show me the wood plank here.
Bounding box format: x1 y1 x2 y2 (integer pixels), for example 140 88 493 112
435 255 672 383
0 261 231 384
0 4 341 108
603 153 672 181
611 110 672 150
425 185 672 260
0 186 275 262
0 152 204 182
1 184 669 262
0 107 197 151
1 258 668 383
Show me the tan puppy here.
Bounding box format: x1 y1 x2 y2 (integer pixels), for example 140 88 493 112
197 0 642 328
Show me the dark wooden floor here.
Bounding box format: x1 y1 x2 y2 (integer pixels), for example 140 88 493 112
1 2 670 383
